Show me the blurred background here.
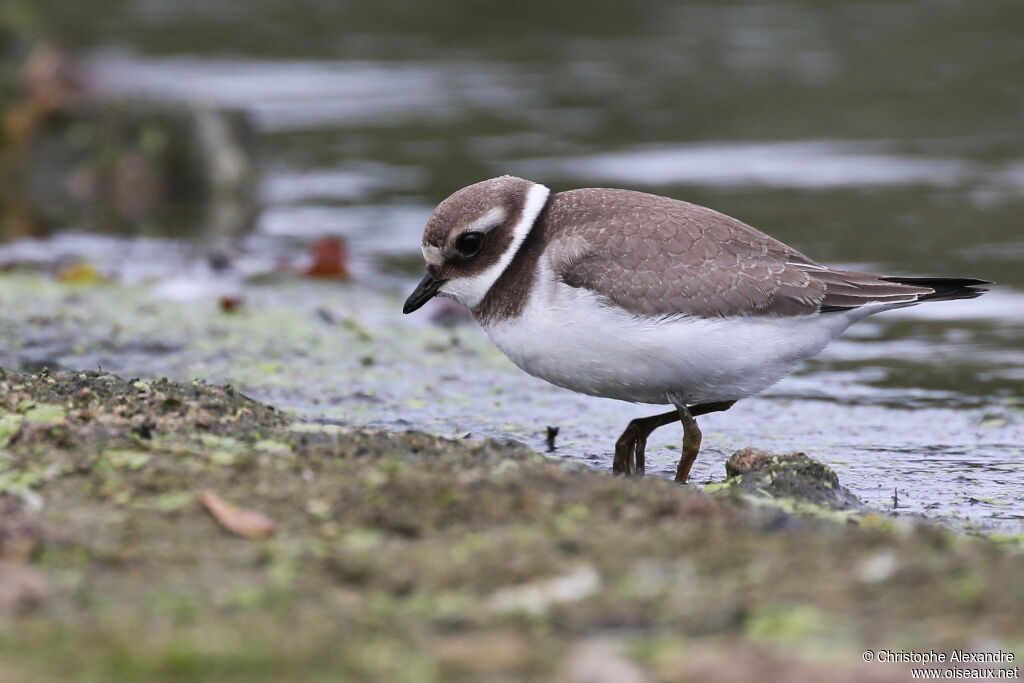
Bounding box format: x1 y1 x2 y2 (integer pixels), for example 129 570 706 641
2 0 1023 524
4 0 1023 284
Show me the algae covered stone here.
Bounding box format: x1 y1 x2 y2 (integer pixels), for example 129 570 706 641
723 447 863 510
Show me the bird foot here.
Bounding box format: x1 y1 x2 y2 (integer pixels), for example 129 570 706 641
613 423 647 476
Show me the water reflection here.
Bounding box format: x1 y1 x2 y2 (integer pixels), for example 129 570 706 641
510 141 1012 190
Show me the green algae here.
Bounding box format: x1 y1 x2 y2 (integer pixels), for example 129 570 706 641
22 403 66 423
0 412 23 447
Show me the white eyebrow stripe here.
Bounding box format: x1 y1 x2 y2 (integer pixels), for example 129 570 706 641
421 206 508 268
463 206 507 234
422 244 443 266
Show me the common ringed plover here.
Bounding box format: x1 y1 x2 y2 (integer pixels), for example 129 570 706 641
403 176 989 482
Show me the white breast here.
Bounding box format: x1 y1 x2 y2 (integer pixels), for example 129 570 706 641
481 262 869 405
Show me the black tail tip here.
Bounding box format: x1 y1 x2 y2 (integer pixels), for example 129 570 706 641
881 276 993 303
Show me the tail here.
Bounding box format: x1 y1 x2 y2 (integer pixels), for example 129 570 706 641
879 276 992 303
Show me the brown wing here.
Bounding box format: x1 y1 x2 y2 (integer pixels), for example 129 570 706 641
547 188 947 318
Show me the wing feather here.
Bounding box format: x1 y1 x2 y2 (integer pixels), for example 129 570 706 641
546 188 970 318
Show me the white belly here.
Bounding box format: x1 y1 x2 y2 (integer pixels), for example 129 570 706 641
482 279 861 405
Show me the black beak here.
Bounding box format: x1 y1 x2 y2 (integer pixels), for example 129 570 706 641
403 272 445 314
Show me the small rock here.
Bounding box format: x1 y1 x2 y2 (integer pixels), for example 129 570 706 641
0 561 51 614
0 496 57 561
723 448 862 510
435 632 530 675
560 637 650 683
490 565 601 615
856 551 900 584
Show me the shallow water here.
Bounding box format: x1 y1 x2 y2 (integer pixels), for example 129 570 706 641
5 0 1024 530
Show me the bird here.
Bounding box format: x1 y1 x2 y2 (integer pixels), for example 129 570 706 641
402 176 990 482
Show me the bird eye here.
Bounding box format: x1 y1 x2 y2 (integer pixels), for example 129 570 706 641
455 232 485 257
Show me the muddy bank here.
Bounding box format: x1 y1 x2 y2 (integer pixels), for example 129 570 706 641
1 270 1020 535
0 367 1021 681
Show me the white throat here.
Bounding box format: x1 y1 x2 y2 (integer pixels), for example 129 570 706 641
439 182 550 309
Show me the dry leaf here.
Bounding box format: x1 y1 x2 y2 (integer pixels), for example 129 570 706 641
218 295 243 313
57 261 106 285
304 236 351 280
200 492 276 539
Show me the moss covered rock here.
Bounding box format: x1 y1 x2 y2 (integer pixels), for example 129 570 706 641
722 447 864 510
